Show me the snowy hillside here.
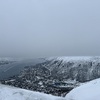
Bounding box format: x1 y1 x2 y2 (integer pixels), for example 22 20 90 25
47 56 97 62
45 56 100 82
0 84 64 100
65 78 100 100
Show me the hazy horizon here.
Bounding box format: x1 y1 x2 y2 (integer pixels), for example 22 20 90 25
0 0 100 58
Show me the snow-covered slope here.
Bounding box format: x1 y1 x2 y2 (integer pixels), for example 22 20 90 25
47 56 100 62
45 56 100 82
65 78 100 100
1 78 100 100
0 84 64 100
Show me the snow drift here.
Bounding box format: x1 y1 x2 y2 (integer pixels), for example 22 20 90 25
0 78 100 100
0 84 64 100
65 78 100 100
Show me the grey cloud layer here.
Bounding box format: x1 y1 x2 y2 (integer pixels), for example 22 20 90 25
0 0 100 57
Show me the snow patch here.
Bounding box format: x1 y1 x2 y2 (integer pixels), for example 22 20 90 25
65 78 100 100
0 84 65 100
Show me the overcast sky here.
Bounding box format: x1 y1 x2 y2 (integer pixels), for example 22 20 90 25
0 0 100 57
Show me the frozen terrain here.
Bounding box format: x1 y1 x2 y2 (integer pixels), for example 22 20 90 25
0 78 100 100
0 84 64 100
65 78 100 100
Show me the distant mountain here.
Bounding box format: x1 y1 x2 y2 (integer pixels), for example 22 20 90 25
0 57 17 65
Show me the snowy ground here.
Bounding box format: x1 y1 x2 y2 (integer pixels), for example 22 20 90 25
0 78 100 100
0 84 65 100
65 78 100 100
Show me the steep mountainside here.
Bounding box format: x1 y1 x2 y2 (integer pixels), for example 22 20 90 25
44 56 100 82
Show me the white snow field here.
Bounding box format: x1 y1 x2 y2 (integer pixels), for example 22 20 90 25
0 78 100 100
0 84 65 100
65 78 100 100
47 56 100 62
